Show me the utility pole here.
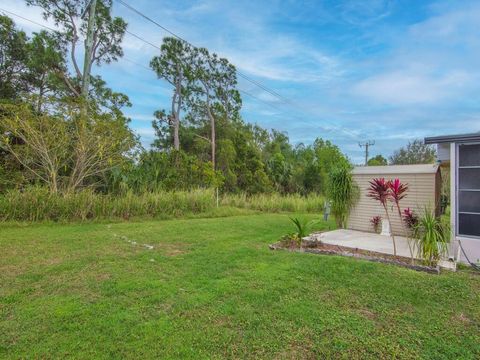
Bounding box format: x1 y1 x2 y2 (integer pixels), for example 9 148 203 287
81 0 98 98
359 140 375 166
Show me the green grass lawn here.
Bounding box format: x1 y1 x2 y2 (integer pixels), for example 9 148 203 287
1 214 479 359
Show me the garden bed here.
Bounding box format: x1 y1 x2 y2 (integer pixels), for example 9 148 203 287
269 237 440 274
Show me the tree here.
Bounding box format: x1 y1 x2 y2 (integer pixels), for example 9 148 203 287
313 138 349 193
190 47 241 170
389 139 436 165
367 154 387 166
25 30 67 111
0 15 28 100
151 37 195 150
0 100 137 193
26 0 127 99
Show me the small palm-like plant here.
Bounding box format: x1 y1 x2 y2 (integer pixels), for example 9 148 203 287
289 217 318 238
283 217 319 246
367 178 397 256
413 210 449 266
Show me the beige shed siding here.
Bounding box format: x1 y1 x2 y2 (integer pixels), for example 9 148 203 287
348 171 438 236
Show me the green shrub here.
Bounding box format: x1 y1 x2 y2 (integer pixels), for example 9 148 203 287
327 166 359 228
413 209 450 266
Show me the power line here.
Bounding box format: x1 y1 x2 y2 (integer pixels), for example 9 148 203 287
2 6 361 140
115 0 293 105
121 57 336 133
125 29 161 51
115 0 361 140
0 7 58 32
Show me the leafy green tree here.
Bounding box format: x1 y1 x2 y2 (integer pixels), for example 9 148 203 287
25 30 67 111
27 0 128 99
389 139 436 165
367 154 387 166
0 15 28 100
0 100 136 193
313 138 349 194
190 47 241 170
151 37 196 150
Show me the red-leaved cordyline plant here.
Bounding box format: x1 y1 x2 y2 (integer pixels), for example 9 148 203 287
367 178 397 256
389 178 414 262
403 208 418 229
370 216 382 233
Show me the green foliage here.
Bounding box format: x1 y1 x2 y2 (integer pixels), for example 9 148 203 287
327 165 359 228
0 13 352 203
413 209 450 266
0 186 215 222
0 100 137 193
289 216 319 238
367 154 387 166
389 139 436 165
280 217 319 247
106 150 223 193
0 15 28 100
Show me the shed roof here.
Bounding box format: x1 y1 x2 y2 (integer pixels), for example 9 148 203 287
353 164 439 175
424 132 480 144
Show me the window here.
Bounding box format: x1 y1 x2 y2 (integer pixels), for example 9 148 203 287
458 143 480 237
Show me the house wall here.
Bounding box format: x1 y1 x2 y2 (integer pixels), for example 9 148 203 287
348 172 438 236
451 142 480 264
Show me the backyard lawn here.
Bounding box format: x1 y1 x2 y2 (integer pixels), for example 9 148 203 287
1 214 479 359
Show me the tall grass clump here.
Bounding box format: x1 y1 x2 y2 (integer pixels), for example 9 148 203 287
327 166 359 228
221 193 325 213
0 186 215 222
413 209 450 266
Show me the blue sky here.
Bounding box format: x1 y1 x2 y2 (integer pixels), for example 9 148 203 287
2 0 480 163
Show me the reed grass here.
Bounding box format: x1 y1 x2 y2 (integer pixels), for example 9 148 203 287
0 187 215 222
0 187 326 222
221 193 325 213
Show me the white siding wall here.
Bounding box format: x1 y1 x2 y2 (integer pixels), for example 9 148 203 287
348 173 437 236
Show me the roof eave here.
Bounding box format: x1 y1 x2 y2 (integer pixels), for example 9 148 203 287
425 133 480 144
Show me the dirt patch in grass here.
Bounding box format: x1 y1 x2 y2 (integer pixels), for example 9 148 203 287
357 308 377 321
164 248 188 257
454 313 472 325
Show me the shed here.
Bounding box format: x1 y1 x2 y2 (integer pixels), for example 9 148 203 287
425 132 480 264
348 164 441 236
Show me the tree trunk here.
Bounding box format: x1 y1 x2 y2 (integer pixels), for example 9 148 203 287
173 115 180 150
211 117 215 170
396 206 415 264
206 101 215 170
383 204 397 257
173 78 182 151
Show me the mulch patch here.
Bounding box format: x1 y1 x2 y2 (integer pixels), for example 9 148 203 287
269 240 440 274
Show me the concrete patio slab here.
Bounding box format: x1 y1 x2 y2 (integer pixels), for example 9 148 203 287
314 229 419 259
